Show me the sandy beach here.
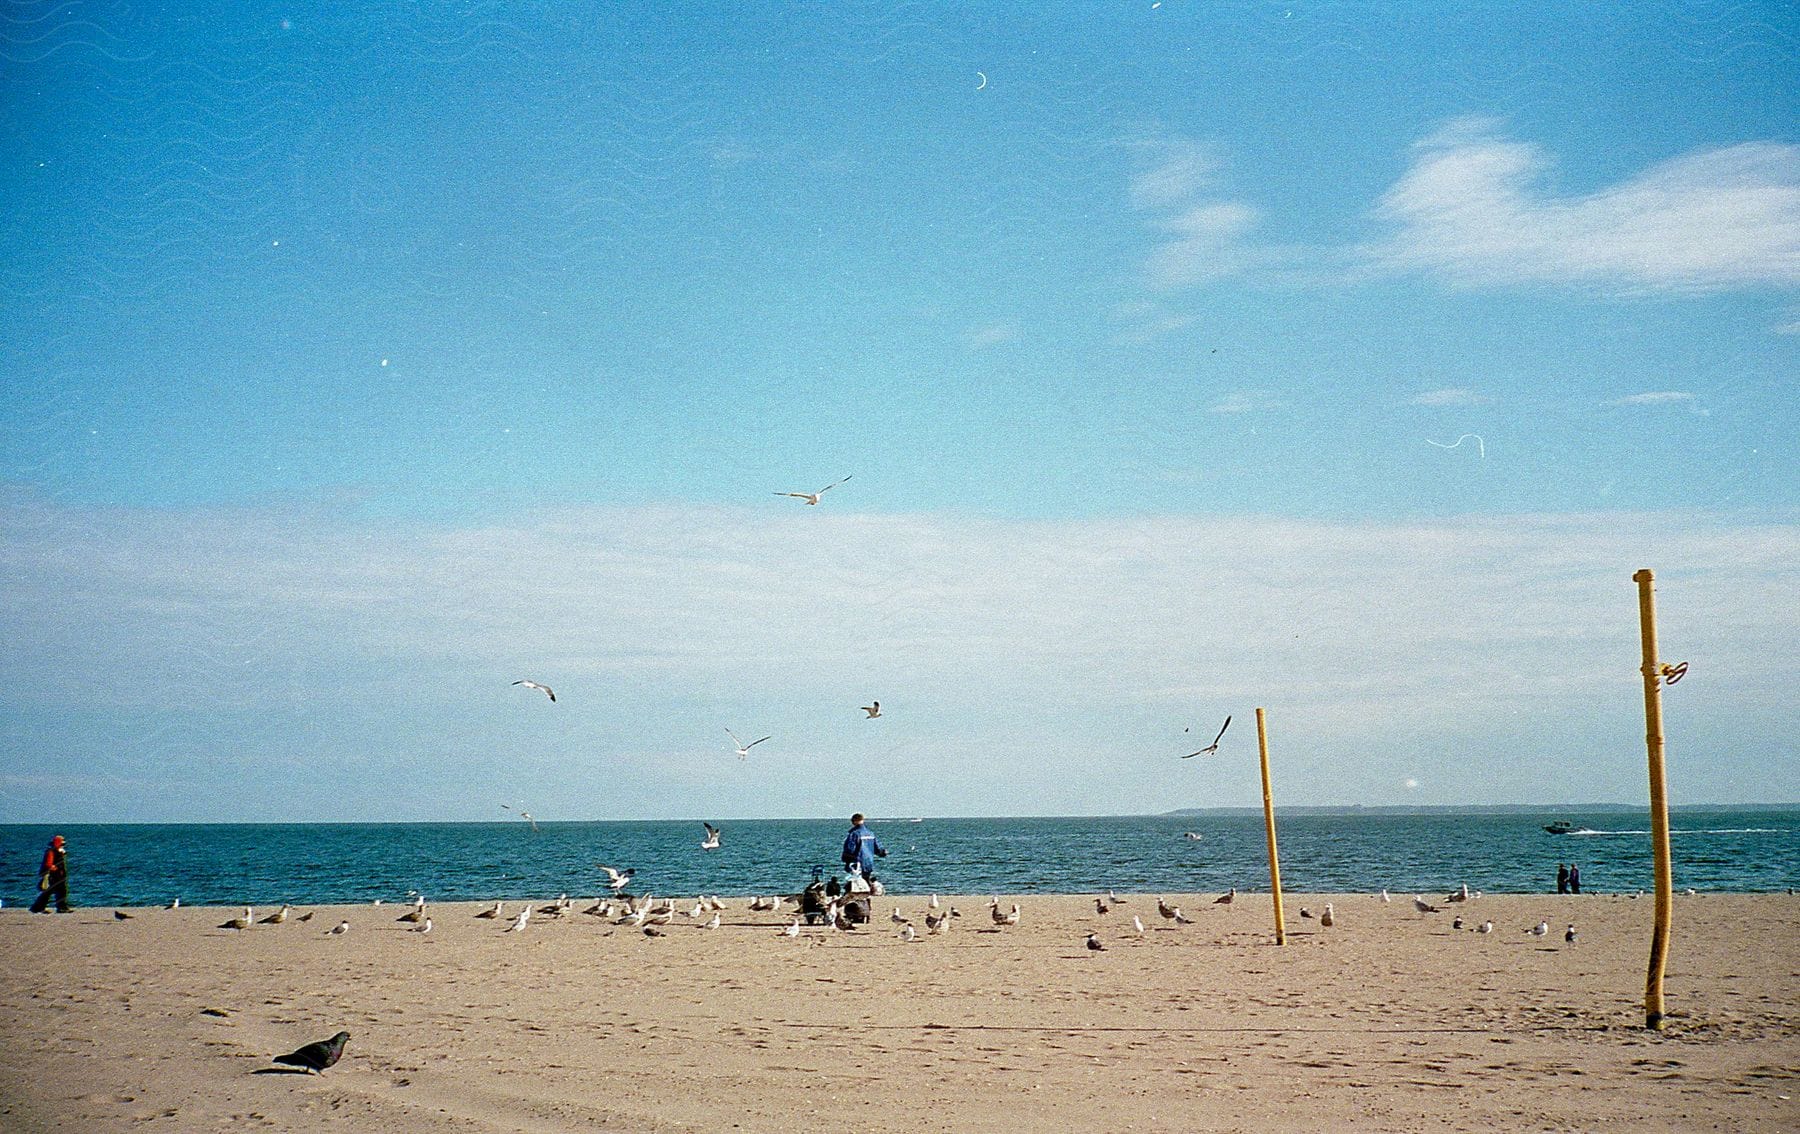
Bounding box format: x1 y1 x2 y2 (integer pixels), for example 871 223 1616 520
1 892 1794 1132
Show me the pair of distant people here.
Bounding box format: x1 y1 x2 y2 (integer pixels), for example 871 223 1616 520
1556 862 1582 895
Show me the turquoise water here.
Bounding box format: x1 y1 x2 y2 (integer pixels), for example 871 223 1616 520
2 810 1793 908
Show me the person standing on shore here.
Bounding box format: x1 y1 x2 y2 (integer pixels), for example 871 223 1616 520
1568 863 1581 894
29 834 71 913
841 813 888 885
1556 863 1570 894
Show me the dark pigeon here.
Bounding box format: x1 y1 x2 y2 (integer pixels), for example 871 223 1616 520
273 1031 349 1074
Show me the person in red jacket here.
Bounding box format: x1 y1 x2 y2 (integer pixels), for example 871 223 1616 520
29 834 71 913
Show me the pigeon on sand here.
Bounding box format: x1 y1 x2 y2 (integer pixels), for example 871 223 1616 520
273 1031 350 1075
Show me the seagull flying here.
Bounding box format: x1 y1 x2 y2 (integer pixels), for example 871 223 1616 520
700 822 722 851
1181 715 1232 758
861 701 881 718
511 680 555 702
773 475 852 505
725 728 771 760
500 803 539 832
597 865 636 892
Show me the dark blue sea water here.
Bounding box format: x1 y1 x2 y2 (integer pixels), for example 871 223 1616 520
2 810 1793 908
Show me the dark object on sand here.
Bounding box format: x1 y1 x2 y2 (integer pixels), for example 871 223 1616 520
114 910 134 920
273 1031 350 1074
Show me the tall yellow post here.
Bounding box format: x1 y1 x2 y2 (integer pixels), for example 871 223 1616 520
1634 568 1674 1031
1255 707 1286 945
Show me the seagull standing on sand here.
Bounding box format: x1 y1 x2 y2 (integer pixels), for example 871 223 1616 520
259 904 291 925
1528 920 1549 937
1413 896 1441 914
774 475 852 505
1319 903 1335 928
475 901 504 919
1132 915 1146 936
511 680 555 702
412 917 433 934
327 920 350 935
1378 889 1391 903
1478 920 1494 934
220 907 253 931
1564 924 1577 944
505 907 531 933
898 922 916 942
1214 888 1236 906
1086 933 1106 951
700 823 722 851
1095 897 1110 915
1182 715 1232 758
725 728 771 760
781 918 802 938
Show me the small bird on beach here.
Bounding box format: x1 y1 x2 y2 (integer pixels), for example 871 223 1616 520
1156 897 1180 921
412 917 433 934
1182 715 1232 758
991 902 1020 927
167 898 181 910
1477 920 1494 934
1214 888 1236 906
113 910 133 920
1528 920 1549 938
220 907 253 931
1299 907 1313 919
1564 924 1577 944
326 920 349 935
644 925 666 937
505 908 531 933
898 922 916 942
1378 889 1391 903
1086 933 1106 951
929 894 941 909
1452 915 1465 931
475 901 504 919
725 728 771 760
700 823 722 851
861 701 881 718
1132 915 1146 936
397 899 425 924
774 475 852 505
597 866 636 892
925 910 949 934
1320 903 1335 928
891 907 909 925
781 918 802 938
1413 896 1441 915
1094 897 1110 915
703 912 721 930
511 680 555 702
1107 890 1129 905
259 905 291 925
272 1031 349 1075
296 910 314 923
1445 884 1470 903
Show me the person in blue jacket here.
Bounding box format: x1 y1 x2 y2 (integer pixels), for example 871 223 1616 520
841 813 888 882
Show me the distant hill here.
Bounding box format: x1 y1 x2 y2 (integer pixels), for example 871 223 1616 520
1160 802 1794 817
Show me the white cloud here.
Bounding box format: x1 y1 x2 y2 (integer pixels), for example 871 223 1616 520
1209 389 1286 414
1127 137 1273 289
964 322 1021 349
1371 120 1800 292
1610 391 1696 406
1412 388 1495 407
1129 144 1217 210
4 496 1795 816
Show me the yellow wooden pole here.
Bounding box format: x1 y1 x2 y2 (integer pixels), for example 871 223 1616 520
1634 568 1674 1031
1255 707 1286 945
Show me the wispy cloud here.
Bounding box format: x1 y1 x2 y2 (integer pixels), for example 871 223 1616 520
1128 139 1274 289
4 495 1794 815
1608 391 1709 415
1369 118 1800 292
964 322 1021 349
1412 388 1495 407
1209 389 1286 414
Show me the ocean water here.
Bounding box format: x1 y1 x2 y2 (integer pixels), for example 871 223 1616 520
1 810 1793 909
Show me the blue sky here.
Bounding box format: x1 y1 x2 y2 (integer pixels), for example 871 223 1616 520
3 2 1796 822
